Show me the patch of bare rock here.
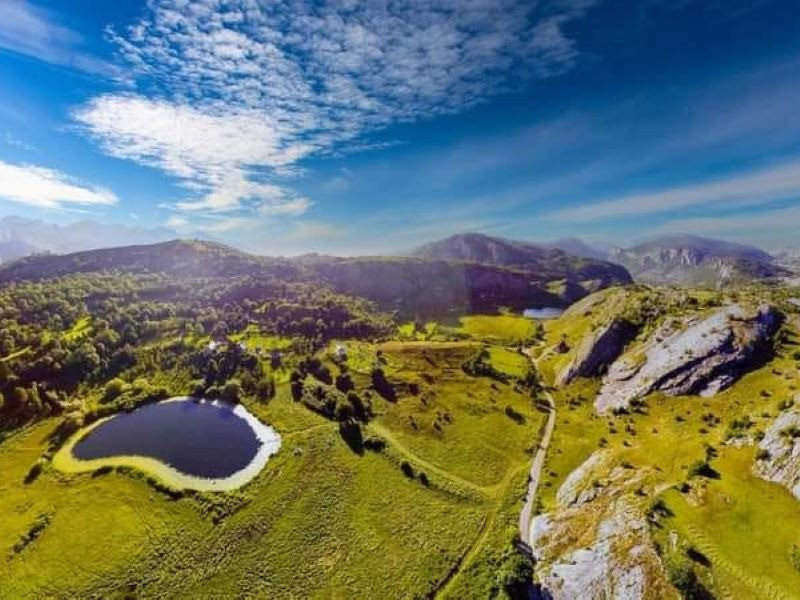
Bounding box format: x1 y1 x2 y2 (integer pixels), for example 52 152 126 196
754 398 800 499
594 304 781 414
530 451 676 599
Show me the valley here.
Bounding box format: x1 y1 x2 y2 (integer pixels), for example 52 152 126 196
0 238 799 598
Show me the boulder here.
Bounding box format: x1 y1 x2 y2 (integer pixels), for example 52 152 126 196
594 304 781 414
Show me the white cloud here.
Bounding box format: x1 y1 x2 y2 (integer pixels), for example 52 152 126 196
76 0 596 224
0 160 117 209
321 175 351 193
3 133 37 152
0 0 116 76
165 214 188 229
546 159 800 222
75 95 313 216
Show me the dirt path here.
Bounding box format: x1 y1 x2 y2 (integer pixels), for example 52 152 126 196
517 348 557 552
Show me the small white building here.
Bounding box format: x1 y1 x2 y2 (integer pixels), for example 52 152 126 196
334 344 347 360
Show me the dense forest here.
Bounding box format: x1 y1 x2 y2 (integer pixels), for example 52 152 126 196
0 269 393 431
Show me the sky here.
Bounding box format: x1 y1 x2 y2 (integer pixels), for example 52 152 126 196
1 0 800 255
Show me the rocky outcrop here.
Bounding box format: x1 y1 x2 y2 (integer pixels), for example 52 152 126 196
754 400 800 499
531 451 676 599
594 304 781 414
608 235 786 286
558 318 638 385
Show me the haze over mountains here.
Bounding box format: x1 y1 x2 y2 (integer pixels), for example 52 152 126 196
608 234 791 286
0 215 794 288
0 216 180 262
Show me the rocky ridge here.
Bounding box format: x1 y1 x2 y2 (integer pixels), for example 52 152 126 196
531 451 676 599
754 398 800 499
594 304 781 414
558 318 638 385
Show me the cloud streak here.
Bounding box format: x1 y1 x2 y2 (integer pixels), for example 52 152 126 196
546 159 800 222
0 160 117 209
0 0 116 76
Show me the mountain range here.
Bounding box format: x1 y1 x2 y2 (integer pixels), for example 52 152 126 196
608 234 791 286
0 237 631 318
0 215 793 288
0 216 180 262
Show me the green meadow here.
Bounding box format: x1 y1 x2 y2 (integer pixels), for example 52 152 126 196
0 318 545 598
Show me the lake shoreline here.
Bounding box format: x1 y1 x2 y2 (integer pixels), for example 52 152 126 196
52 397 281 492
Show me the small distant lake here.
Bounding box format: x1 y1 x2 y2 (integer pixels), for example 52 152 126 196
59 397 280 491
523 307 564 320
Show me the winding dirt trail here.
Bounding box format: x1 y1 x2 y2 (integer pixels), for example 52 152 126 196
517 349 557 553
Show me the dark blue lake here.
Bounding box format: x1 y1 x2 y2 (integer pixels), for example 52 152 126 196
73 399 266 479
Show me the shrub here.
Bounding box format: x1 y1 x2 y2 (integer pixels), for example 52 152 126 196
103 378 127 402
371 368 396 401
400 460 414 478
363 435 386 452
338 419 363 454
688 460 719 479
504 405 525 424
667 561 714 600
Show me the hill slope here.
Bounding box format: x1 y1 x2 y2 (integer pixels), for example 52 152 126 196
0 239 296 282
410 233 632 288
609 234 787 285
0 238 633 317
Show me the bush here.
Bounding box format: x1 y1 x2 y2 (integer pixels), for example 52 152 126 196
371 368 396 402
400 460 414 478
667 561 714 599
504 405 525 424
494 551 532 599
338 419 363 454
103 378 127 402
255 377 276 402
687 460 719 479
363 435 386 452
190 380 206 398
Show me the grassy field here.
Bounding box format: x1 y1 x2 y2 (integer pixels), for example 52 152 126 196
0 328 544 598
458 314 536 344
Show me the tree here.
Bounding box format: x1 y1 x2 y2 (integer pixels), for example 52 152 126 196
222 379 242 403
256 377 276 402
335 372 354 393
11 387 28 412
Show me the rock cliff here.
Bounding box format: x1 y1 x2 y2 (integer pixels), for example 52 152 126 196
531 451 676 599
754 399 800 499
558 318 638 385
594 304 781 414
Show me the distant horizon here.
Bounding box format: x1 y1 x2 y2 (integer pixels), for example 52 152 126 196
1 212 798 260
2 1 800 254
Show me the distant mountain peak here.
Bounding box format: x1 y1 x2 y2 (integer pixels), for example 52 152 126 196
608 234 783 285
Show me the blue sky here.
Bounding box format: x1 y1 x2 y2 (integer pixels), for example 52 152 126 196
1 0 800 254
